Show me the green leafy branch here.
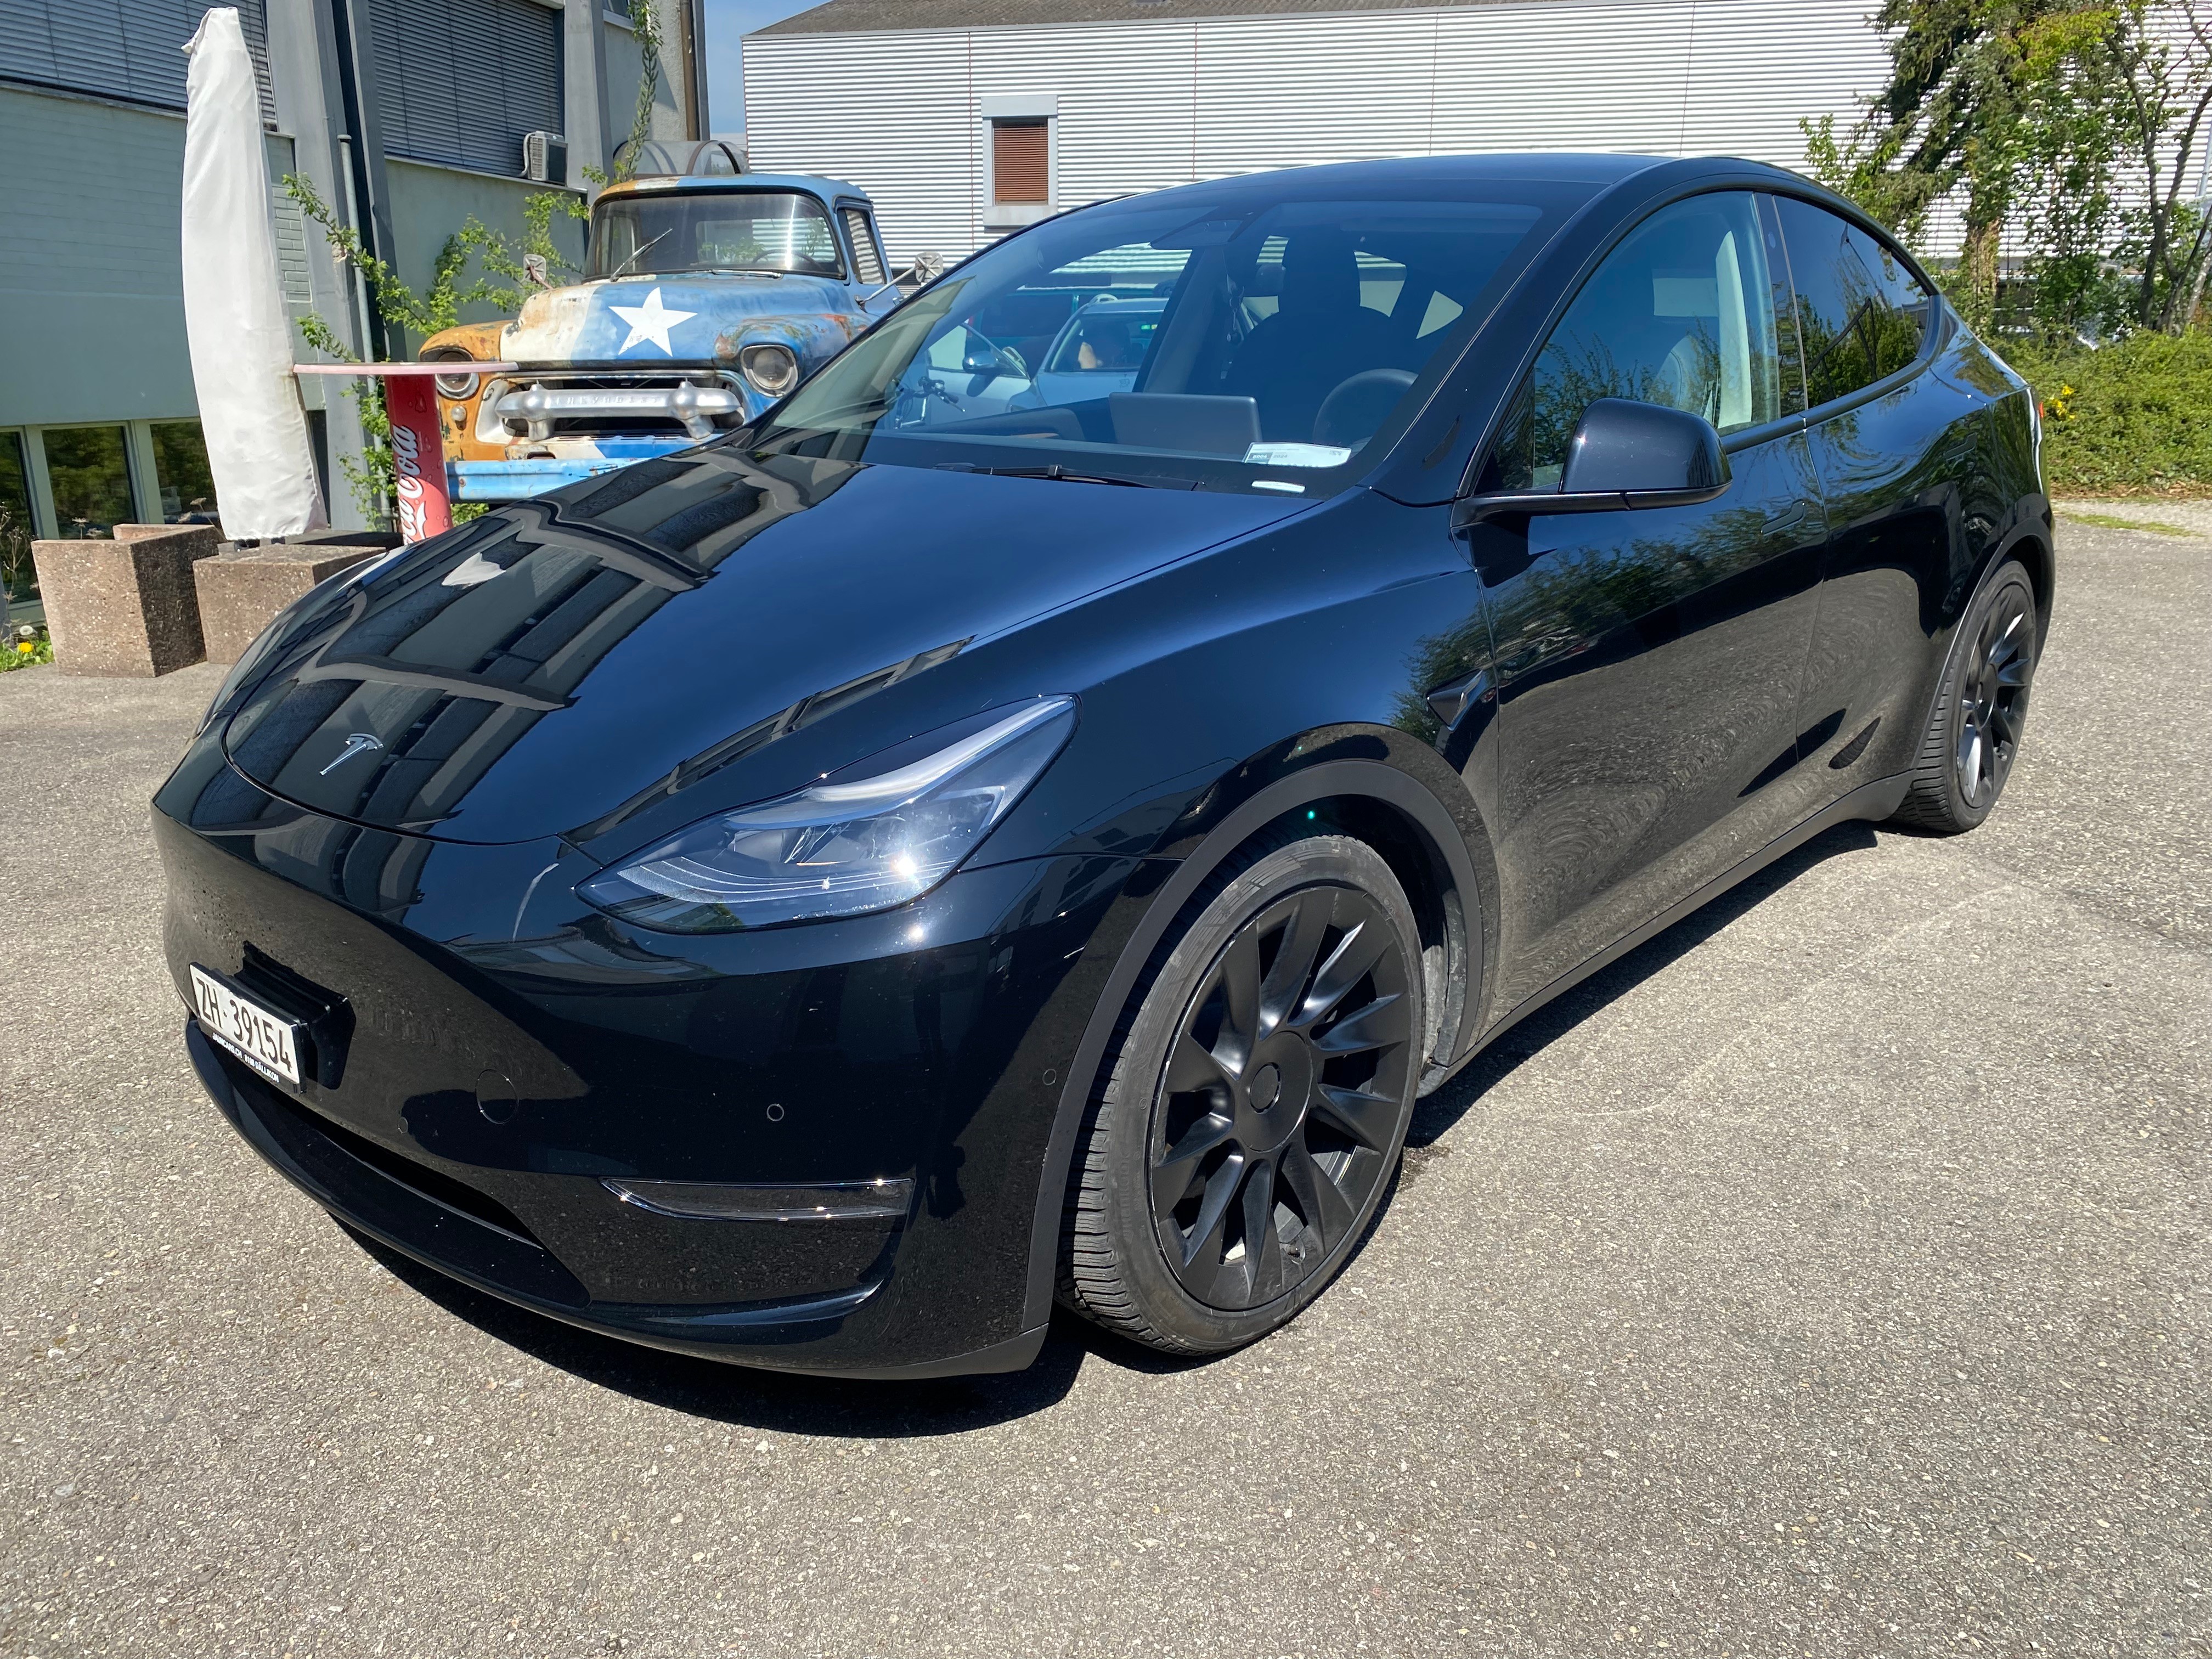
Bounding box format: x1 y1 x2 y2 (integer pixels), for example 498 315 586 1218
283 171 585 523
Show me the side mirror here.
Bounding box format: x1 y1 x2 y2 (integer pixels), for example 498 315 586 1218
1454 398 1730 531
962 344 1014 377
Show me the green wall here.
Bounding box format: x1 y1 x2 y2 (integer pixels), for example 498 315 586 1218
0 87 200 427
0 82 592 433
384 159 589 349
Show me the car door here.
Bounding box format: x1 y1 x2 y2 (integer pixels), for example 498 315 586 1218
1770 195 1977 798
1466 189 1829 1003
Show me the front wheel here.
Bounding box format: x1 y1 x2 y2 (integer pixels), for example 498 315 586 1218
1059 834 1426 1355
1892 559 2040 834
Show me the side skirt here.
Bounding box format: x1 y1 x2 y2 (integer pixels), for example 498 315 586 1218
1454 771 1911 1065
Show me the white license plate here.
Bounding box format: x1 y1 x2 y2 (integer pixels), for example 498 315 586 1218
189 965 304 1088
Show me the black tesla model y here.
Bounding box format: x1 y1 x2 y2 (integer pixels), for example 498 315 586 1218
157 155 2049 1378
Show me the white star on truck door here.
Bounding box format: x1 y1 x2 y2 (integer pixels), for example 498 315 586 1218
610 286 696 355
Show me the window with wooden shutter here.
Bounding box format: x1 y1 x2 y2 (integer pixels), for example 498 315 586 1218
991 119 1049 205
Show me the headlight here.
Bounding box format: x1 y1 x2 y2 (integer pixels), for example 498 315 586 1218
738 342 800 398
579 697 1076 932
425 351 481 400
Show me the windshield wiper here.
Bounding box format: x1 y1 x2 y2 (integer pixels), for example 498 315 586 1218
606 229 673 281
935 462 1173 489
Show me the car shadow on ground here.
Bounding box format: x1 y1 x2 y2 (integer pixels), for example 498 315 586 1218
1408 819 1881 1147
346 819 1882 1433
347 1223 1098 1432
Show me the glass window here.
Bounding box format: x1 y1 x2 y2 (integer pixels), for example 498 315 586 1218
2 430 37 605
749 189 1551 495
1771 196 1932 409
42 426 134 539
1044 300 1163 374
841 207 885 287
589 191 843 280
151 420 220 523
1487 191 1788 492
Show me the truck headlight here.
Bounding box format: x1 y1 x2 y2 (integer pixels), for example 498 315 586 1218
425 350 481 400
738 342 800 398
579 697 1076 932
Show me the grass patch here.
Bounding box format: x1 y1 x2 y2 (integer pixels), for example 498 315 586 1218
2060 509 2197 535
2002 330 2212 498
1 625 52 671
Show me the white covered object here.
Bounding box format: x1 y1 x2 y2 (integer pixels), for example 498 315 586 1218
181 8 326 539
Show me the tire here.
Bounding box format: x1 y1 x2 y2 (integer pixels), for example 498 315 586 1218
1892 559 2040 834
1059 832 1426 1355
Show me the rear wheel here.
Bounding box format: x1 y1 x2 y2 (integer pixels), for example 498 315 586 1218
1893 560 2039 834
1059 834 1424 1355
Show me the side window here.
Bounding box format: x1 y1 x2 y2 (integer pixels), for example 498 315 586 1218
1486 191 1788 490
841 206 887 287
1771 196 1932 409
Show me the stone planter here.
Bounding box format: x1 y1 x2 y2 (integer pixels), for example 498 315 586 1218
194 543 389 665
30 524 223 676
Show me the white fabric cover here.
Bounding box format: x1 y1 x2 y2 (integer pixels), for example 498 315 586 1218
181 8 327 539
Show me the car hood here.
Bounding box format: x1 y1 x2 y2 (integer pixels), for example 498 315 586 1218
218 449 1304 845
502 274 865 370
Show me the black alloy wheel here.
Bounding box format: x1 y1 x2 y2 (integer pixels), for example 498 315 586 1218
1895 559 2040 834
1060 834 1426 1354
1955 580 2034 809
1150 884 1414 1310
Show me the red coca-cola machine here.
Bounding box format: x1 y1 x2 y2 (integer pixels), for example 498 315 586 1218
294 361 517 542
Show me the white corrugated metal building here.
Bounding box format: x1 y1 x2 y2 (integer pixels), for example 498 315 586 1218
741 0 1897 266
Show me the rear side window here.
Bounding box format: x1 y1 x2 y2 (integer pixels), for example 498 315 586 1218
841 206 886 286
1485 190 1790 490
1771 196 1932 409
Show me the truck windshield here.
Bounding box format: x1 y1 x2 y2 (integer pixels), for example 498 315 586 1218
745 185 1553 498
590 191 843 279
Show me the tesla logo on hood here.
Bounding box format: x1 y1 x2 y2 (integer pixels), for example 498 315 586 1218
319 732 385 776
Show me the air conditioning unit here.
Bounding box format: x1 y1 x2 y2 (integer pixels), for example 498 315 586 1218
521 131 567 187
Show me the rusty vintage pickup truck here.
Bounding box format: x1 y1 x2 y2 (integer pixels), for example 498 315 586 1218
421 158 909 500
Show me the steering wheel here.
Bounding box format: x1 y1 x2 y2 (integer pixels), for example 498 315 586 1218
1314 369 1417 448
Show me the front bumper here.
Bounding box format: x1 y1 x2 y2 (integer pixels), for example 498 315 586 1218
154 782 1153 1376
449 441 697 503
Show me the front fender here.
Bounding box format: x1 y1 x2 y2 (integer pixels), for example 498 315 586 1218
1012 749 1500 1335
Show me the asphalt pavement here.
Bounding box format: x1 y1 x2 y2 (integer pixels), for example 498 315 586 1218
1 515 2205 1658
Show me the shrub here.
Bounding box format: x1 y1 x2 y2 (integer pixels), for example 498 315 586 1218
2002 329 2212 496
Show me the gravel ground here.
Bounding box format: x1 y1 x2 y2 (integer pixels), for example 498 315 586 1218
1 521 2205 1659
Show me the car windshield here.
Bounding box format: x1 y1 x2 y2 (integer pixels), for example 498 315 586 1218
590 190 843 279
746 187 1553 495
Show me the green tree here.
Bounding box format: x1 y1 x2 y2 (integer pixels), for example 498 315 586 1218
1803 0 2079 326
2069 1 2212 328
1808 0 2212 336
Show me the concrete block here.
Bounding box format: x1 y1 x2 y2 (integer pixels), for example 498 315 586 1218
194 544 386 666
31 524 224 677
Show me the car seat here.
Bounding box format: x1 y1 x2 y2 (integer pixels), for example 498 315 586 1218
1223 231 1406 442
